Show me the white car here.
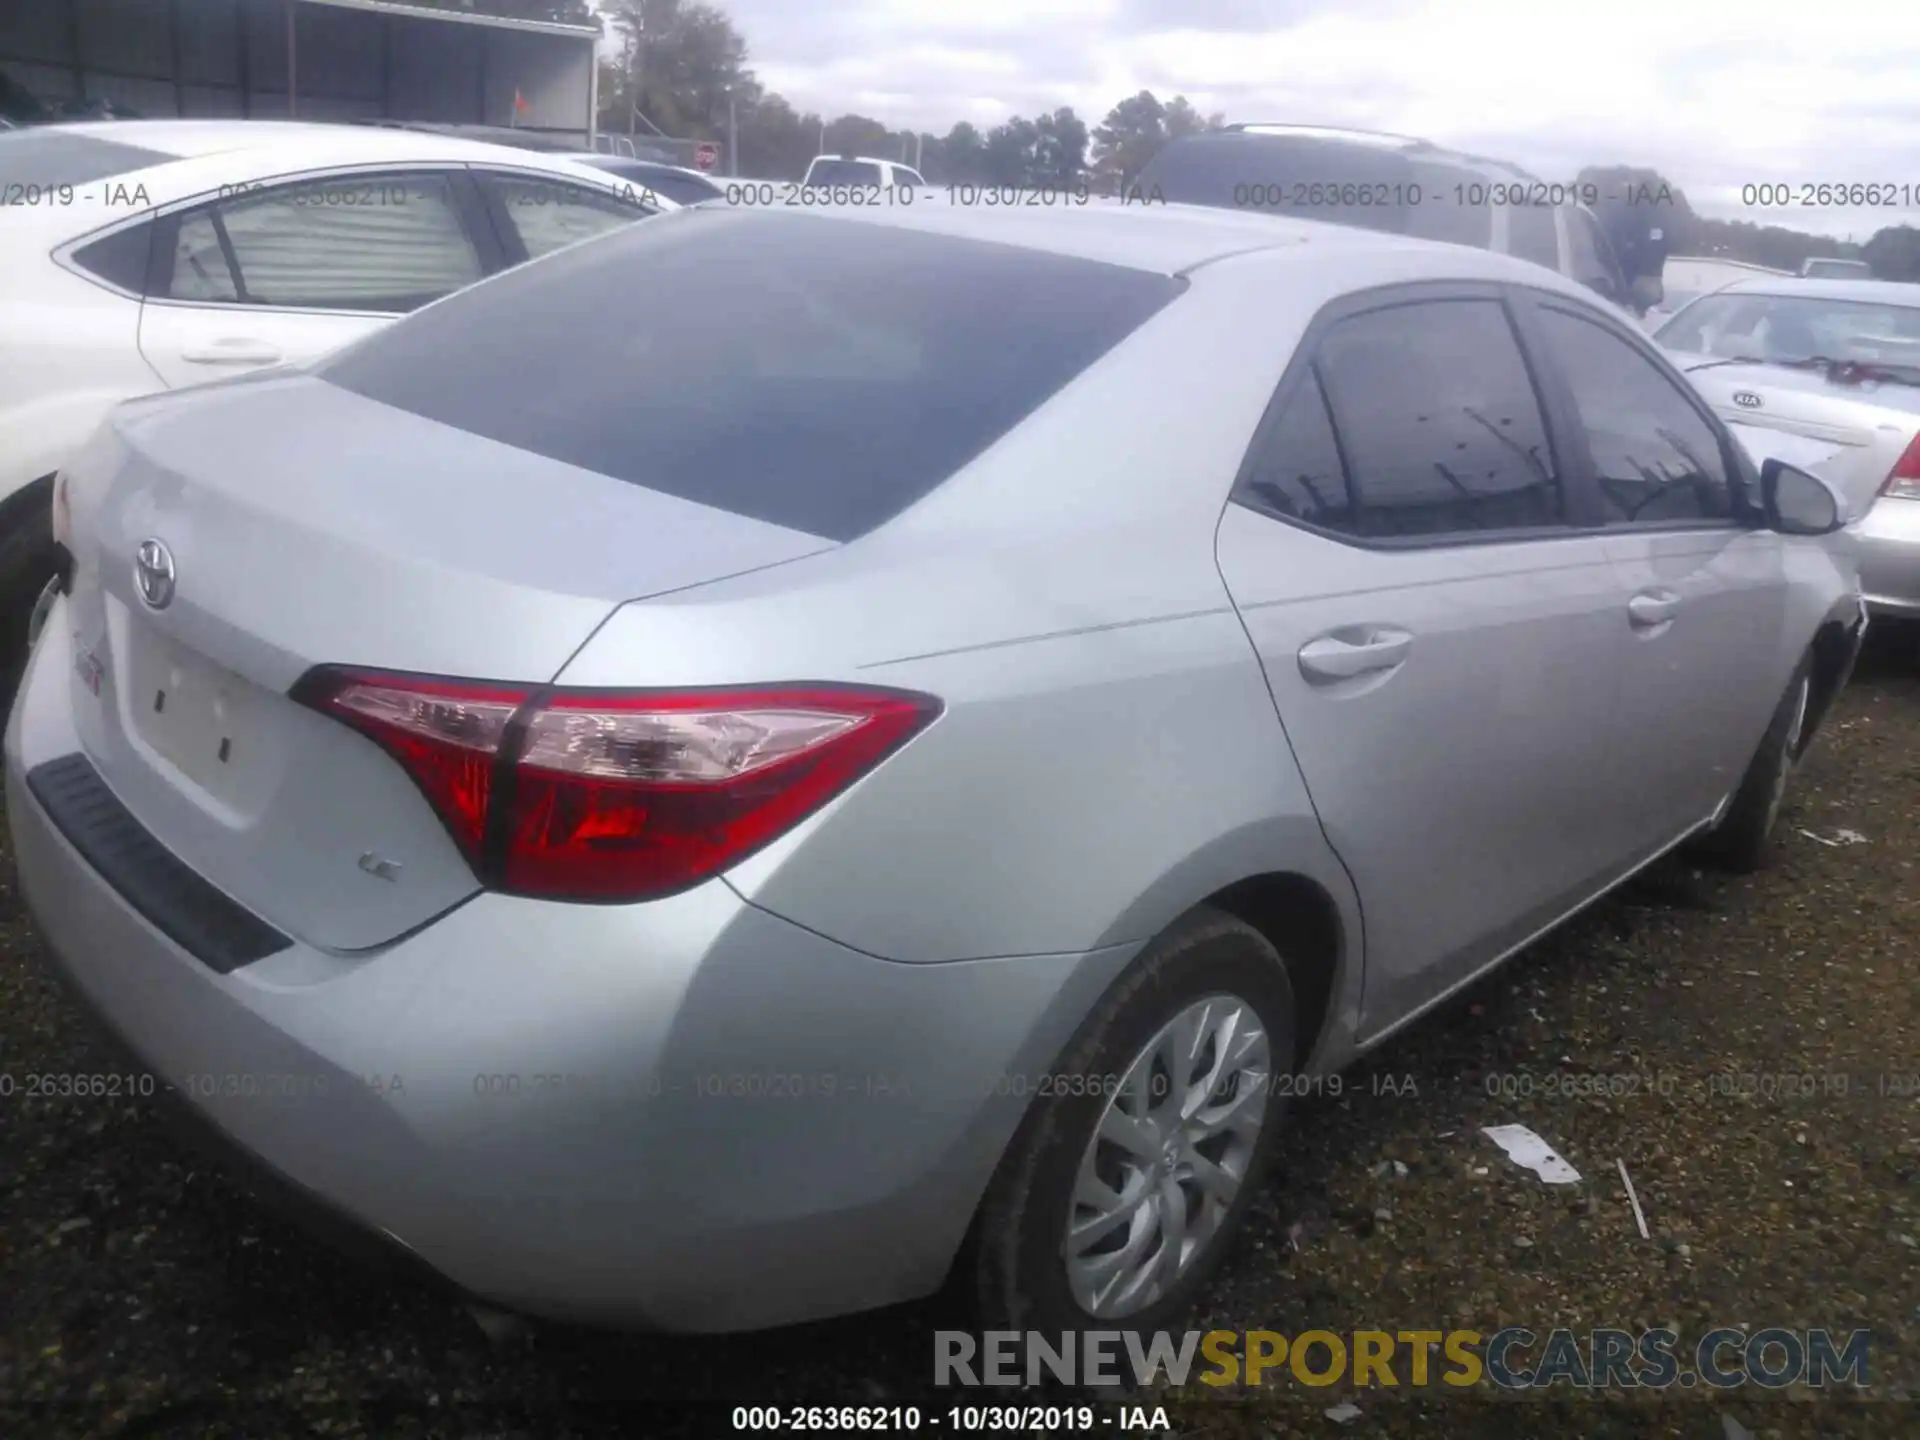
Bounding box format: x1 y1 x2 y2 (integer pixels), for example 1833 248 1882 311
801 154 930 191
1 120 675 681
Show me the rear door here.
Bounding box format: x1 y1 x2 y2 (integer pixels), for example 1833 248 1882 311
136 167 500 388
1519 293 1788 854
1214 283 1629 1030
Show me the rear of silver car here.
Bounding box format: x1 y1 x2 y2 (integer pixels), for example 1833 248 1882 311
1681 365 1920 617
5 208 1203 1329
1657 282 1920 619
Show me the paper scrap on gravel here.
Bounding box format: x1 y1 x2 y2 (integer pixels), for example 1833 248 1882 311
1798 827 1868 847
1481 1124 1581 1183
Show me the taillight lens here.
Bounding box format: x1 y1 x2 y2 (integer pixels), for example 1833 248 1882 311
1883 431 1920 500
294 669 941 902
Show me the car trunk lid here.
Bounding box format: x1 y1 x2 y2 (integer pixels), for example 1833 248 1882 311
1680 358 1920 518
58 372 834 951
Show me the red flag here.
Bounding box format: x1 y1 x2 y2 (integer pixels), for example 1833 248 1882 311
514 88 530 114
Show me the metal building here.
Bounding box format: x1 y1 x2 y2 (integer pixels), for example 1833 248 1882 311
0 0 600 145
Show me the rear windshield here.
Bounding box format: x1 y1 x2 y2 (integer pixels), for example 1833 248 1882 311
0 130 169 185
630 168 724 205
1655 291 1920 367
320 208 1183 541
807 159 884 187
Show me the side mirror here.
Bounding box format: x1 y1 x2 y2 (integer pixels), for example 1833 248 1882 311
1760 458 1846 536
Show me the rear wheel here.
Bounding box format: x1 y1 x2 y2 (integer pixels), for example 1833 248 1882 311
1694 654 1813 873
973 907 1296 1335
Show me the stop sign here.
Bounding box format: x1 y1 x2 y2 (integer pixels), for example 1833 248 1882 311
694 142 719 172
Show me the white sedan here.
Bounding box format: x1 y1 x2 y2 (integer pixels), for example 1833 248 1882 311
1 120 674 681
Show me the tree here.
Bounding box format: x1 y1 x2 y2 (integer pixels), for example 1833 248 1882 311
735 92 821 180
1863 225 1920 282
1162 95 1223 140
1092 90 1166 182
981 116 1041 186
822 113 891 158
597 0 757 141
1032 107 1089 187
1090 90 1218 184
935 121 987 183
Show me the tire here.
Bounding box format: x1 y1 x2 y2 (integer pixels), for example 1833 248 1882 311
1694 653 1814 874
973 906 1297 1337
0 475 59 706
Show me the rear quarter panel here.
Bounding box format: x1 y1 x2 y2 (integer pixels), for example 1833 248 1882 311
551 252 1375 999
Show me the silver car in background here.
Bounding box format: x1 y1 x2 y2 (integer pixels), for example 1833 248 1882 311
1657 278 1920 621
8 202 1862 1335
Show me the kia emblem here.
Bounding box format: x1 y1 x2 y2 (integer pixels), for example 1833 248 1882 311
1733 390 1764 409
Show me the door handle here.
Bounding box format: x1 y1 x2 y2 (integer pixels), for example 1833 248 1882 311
1627 590 1680 627
1298 628 1414 682
180 338 283 365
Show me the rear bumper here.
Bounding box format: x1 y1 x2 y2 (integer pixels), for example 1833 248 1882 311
5 605 1135 1331
1855 497 1920 616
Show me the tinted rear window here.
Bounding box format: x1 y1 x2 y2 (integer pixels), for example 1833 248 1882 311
637 170 725 204
320 209 1184 541
0 130 169 185
808 159 883 187
582 157 723 203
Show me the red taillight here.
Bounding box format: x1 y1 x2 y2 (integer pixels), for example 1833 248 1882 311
1883 431 1920 500
293 669 941 903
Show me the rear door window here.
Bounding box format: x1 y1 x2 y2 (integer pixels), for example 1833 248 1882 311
1565 208 1626 299
160 171 484 312
475 172 653 261
1508 204 1560 269
1404 161 1492 248
320 209 1184 542
807 160 884 187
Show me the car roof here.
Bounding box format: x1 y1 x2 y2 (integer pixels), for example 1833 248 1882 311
47 118 598 168
1154 126 1541 184
580 155 717 181
733 196 1597 295
1719 276 1915 303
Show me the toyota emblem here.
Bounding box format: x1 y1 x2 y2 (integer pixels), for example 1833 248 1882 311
134 538 176 610
1733 390 1764 409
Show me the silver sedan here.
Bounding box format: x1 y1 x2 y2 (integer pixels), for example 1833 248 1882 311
8 200 1862 1335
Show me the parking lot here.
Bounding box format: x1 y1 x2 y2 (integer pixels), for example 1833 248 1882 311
0 629 1911 1438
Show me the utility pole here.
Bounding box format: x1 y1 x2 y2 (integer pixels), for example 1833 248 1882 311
727 89 738 176
625 8 642 136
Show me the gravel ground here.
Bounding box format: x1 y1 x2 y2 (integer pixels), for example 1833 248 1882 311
1 633 1916 1440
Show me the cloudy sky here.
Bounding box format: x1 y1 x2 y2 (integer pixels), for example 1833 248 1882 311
673 0 1920 239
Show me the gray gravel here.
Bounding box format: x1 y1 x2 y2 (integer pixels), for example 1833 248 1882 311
2 634 1917 1438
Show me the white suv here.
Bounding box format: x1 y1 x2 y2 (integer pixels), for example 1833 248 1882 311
1135 125 1653 314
